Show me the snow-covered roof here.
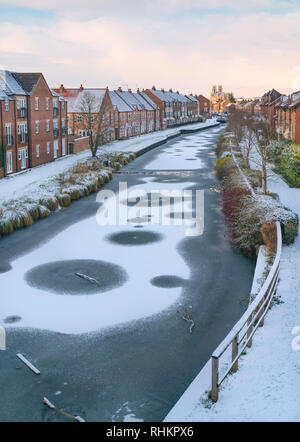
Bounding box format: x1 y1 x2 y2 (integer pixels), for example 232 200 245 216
185 94 198 103
114 90 143 110
134 92 156 110
147 89 174 103
138 91 157 110
0 69 27 96
67 89 106 113
50 89 67 102
0 90 13 101
169 91 190 103
109 91 133 112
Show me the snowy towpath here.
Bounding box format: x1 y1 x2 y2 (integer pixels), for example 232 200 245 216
178 171 300 422
0 119 217 204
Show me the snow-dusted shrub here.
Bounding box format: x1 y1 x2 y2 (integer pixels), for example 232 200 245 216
24 202 41 221
56 193 71 208
38 205 51 218
261 222 277 258
39 196 59 211
61 186 81 201
0 218 14 236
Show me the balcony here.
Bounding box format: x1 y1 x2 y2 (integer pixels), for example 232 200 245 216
18 133 28 144
53 128 59 138
53 107 59 117
17 107 27 119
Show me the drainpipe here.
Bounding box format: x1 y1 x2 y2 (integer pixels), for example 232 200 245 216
14 99 18 173
0 102 5 177
26 95 32 169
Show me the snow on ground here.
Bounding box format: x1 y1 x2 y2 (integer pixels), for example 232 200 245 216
0 119 217 204
170 159 300 422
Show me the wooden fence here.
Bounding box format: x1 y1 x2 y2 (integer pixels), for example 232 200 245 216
211 221 282 402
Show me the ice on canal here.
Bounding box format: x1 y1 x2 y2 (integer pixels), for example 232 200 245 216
144 134 213 170
0 177 200 334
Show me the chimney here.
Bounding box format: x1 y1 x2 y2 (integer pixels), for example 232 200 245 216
128 88 132 93
79 84 84 91
152 85 156 90
169 88 173 93
137 88 140 93
118 86 122 92
161 88 165 92
176 91 179 94
59 84 64 92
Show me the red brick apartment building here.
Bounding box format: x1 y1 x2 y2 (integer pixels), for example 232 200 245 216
144 87 201 129
260 89 282 134
194 94 210 116
275 91 300 144
0 70 67 177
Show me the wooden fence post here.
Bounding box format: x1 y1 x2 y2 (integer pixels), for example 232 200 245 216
247 315 253 348
231 334 239 372
211 356 219 403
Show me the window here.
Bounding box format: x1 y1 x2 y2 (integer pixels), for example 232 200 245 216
35 121 39 134
47 142 51 155
62 101 65 109
89 116 94 124
6 151 13 173
36 145 40 158
46 120 50 132
25 148 28 158
46 97 50 110
5 100 9 111
5 124 12 146
77 115 82 123
35 97 39 110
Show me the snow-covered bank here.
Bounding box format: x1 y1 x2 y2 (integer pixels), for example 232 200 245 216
165 162 300 423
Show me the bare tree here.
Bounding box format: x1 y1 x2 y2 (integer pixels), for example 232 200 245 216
228 110 245 146
78 91 112 158
253 121 274 195
242 116 256 167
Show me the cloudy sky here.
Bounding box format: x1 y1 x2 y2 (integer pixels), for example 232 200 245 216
0 0 300 97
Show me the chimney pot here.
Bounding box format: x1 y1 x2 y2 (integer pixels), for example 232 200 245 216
118 86 122 92
79 84 84 91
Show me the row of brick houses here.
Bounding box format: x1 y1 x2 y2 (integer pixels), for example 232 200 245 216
55 85 205 143
0 70 67 177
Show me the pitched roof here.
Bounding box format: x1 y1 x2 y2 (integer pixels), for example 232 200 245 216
66 89 107 113
50 89 67 102
136 92 157 110
0 69 27 96
109 90 133 112
147 89 174 103
11 72 42 93
185 94 198 102
114 90 143 110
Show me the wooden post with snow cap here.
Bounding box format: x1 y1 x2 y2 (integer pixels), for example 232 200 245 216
231 334 239 372
211 356 219 402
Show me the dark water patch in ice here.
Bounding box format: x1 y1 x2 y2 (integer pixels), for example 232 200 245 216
150 275 187 289
25 260 128 295
106 230 163 246
4 315 22 324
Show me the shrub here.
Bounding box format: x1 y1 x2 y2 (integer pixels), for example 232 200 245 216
39 196 59 211
57 193 71 207
38 205 51 218
61 186 81 201
215 157 235 179
261 222 277 257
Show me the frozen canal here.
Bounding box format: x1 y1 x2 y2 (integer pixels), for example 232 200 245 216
0 126 254 422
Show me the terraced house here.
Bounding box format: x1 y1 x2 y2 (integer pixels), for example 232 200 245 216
55 85 160 149
144 87 201 129
275 91 300 144
0 70 67 177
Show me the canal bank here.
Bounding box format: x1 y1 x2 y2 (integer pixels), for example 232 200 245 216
0 125 254 422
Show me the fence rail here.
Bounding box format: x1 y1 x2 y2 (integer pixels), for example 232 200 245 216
211 221 282 402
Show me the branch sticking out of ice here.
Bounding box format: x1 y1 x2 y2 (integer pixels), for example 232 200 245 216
75 273 101 286
177 308 195 334
43 397 86 422
16 353 40 375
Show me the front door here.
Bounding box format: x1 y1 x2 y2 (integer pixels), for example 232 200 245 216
21 149 26 169
54 140 59 159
